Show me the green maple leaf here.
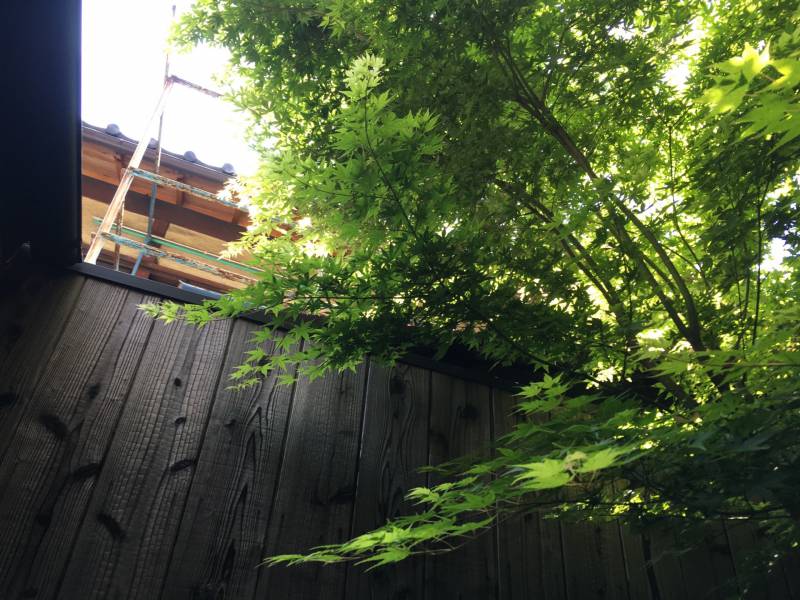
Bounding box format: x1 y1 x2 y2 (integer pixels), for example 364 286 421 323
769 58 800 89
358 546 411 570
514 458 572 489
575 446 634 474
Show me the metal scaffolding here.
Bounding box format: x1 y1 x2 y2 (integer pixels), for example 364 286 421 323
84 16 256 287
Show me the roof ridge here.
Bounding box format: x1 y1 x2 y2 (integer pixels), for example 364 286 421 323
81 120 237 177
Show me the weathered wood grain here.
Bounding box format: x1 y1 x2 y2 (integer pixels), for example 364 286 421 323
560 490 629 600
492 389 568 600
706 522 739 598
724 520 792 600
0 277 133 594
344 363 431 600
1 272 799 599
678 521 737 599
162 320 296 600
0 269 85 464
617 523 655 600
7 287 156 599
57 315 232 600
497 511 543 600
604 478 654 600
780 548 800 600
540 512 569 600
424 372 497 600
0 268 81 368
492 390 552 600
644 525 688 600
254 357 369 600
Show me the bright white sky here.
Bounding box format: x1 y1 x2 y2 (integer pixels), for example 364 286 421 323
82 0 260 175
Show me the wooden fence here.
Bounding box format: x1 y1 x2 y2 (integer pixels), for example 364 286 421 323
0 269 797 599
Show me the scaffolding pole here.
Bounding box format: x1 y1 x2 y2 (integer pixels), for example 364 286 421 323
132 21 173 278
92 217 261 274
130 168 244 210
100 232 256 284
84 77 175 264
168 74 222 98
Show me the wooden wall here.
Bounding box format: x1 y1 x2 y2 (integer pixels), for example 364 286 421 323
0 270 796 599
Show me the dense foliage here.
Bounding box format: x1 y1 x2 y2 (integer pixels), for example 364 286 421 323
152 0 800 579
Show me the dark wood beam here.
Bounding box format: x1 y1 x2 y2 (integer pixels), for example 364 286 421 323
82 177 245 242
151 219 171 238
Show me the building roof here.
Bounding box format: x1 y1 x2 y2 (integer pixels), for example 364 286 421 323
81 121 257 293
82 121 237 181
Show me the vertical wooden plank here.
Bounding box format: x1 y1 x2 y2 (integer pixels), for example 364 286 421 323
724 520 792 600
618 524 655 600
608 478 653 600
425 373 497 600
560 506 630 599
344 363 430 600
161 320 296 600
492 388 526 600
644 525 688 600
493 389 567 600
0 270 85 462
781 549 800 599
8 287 156 599
57 315 232 600
678 533 719 599
497 511 552 600
0 269 81 367
540 512 569 600
706 521 738 598
0 278 132 593
254 358 369 600
679 522 737 599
